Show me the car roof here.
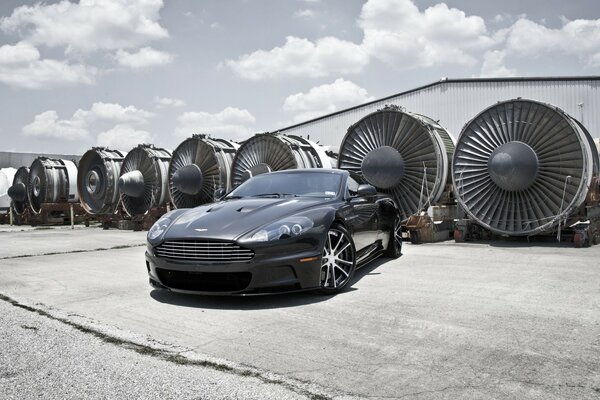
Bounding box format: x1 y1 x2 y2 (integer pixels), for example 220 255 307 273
262 168 348 176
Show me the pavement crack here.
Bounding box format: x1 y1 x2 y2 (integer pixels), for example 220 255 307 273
0 292 343 400
20 324 39 331
0 244 145 260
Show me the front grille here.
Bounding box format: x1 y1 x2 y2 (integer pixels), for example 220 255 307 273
156 269 252 292
154 240 254 263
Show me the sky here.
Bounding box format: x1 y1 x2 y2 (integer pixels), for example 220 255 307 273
0 0 600 154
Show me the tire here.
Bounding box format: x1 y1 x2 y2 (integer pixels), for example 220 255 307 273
317 224 356 294
384 216 403 258
409 231 419 244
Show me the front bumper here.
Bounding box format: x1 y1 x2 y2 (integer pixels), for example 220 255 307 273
145 235 324 295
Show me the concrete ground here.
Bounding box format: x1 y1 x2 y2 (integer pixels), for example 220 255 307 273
0 226 599 399
0 298 323 400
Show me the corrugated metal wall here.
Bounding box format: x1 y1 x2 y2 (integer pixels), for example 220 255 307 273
278 78 600 148
0 152 82 169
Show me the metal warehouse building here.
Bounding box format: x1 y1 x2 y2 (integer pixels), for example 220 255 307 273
0 151 81 169
277 77 600 148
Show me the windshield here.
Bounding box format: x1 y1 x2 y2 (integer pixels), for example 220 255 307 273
226 171 342 199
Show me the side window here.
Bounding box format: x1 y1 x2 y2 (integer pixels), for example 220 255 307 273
346 176 359 196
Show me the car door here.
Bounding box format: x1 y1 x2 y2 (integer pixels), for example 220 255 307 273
343 176 380 253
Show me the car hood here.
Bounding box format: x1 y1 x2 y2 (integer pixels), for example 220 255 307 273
163 197 328 240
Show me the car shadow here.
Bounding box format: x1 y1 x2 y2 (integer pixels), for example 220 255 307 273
457 239 577 249
150 288 331 310
150 256 395 310
351 257 389 283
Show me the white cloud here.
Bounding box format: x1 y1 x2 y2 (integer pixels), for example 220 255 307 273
97 124 153 151
283 78 374 123
22 110 89 140
226 36 369 80
0 0 168 54
0 41 39 64
359 0 495 69
113 47 173 69
225 0 498 79
494 14 505 23
154 96 186 109
176 107 256 141
479 50 516 77
0 42 96 89
503 18 600 67
210 22 221 30
224 0 600 80
0 1 170 87
21 102 153 142
492 13 527 26
82 102 154 124
294 10 315 19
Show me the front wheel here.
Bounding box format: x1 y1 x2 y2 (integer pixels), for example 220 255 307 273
384 216 403 258
317 224 356 294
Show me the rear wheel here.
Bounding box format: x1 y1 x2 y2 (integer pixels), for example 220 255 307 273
318 224 356 294
384 216 402 258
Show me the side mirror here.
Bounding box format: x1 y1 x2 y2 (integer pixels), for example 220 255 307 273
214 188 227 200
357 184 377 197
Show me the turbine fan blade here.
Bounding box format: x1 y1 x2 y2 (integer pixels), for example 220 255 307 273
452 99 598 236
77 147 126 215
168 135 239 208
11 167 29 215
231 133 333 187
120 145 171 216
338 107 455 221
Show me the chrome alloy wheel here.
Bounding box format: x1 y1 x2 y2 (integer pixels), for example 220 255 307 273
393 217 402 253
320 227 355 291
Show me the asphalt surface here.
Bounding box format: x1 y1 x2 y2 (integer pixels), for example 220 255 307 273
0 298 325 400
0 226 599 399
0 225 144 259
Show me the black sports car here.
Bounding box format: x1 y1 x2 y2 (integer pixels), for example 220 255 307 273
145 169 402 295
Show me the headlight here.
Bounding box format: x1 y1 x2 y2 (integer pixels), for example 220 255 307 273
148 216 172 241
249 216 314 242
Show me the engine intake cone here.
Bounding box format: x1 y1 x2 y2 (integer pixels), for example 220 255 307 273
119 170 145 198
8 182 26 202
172 164 204 195
361 146 405 189
488 141 538 191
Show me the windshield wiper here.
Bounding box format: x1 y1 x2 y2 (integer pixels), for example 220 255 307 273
293 193 335 198
224 195 244 200
251 193 285 198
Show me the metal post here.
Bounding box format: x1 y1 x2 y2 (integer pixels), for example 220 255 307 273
556 175 572 243
70 204 74 229
9 204 13 226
